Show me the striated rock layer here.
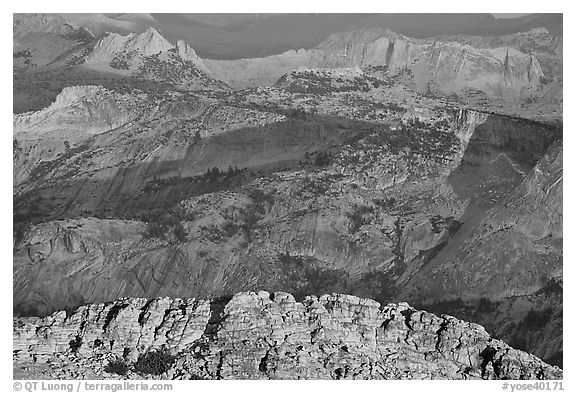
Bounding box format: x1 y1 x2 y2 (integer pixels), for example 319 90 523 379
14 291 562 380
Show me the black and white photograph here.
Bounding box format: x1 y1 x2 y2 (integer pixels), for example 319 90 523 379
9 6 567 386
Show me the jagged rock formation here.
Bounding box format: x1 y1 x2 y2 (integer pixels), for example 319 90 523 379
89 28 173 60
13 291 562 380
83 27 210 75
14 27 227 113
68 28 225 90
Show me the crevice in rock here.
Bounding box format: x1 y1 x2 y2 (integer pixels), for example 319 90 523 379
435 318 450 351
153 307 173 340
203 295 232 341
400 309 414 330
259 350 270 373
384 40 395 67
215 350 225 380
103 303 128 332
479 345 499 379
138 299 154 326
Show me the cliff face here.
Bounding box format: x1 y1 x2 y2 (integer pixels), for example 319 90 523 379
13 291 562 380
207 28 545 100
401 138 562 303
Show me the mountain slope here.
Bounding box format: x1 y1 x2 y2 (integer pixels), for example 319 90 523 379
14 26 228 113
13 14 95 72
53 28 225 90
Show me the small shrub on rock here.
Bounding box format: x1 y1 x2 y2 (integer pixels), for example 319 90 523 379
133 348 175 376
104 358 129 375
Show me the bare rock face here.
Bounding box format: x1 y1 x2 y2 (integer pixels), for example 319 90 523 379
14 86 144 140
176 40 209 73
401 140 562 303
206 28 545 100
88 28 173 64
43 28 228 91
13 291 561 380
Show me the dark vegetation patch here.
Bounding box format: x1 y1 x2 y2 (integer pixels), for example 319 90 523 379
137 205 194 243
276 251 348 301
104 347 177 376
198 187 276 245
13 50 33 67
143 165 244 194
339 119 459 163
313 150 332 167
416 296 501 319
373 197 396 210
68 335 83 353
355 269 400 304
133 347 175 376
414 298 471 317
409 216 462 267
291 175 331 199
347 204 375 234
275 251 400 304
476 297 497 313
276 70 390 95
522 308 553 330
104 358 129 375
429 215 459 234
536 278 562 296
110 50 137 70
134 52 228 90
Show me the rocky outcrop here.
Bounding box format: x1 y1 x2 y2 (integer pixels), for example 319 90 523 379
13 86 145 140
39 28 227 91
274 67 389 94
13 85 285 189
176 40 209 73
13 291 562 380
